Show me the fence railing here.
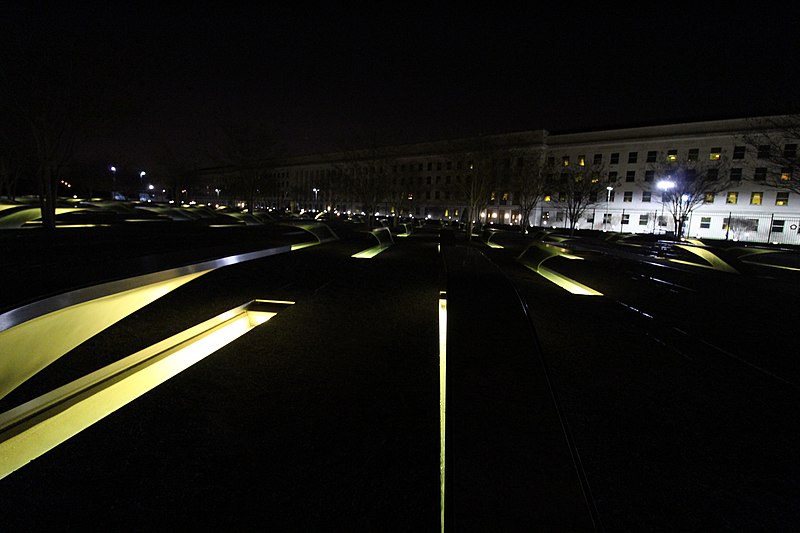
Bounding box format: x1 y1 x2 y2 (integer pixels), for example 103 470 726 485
535 208 800 245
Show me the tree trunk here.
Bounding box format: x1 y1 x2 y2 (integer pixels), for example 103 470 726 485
40 166 57 231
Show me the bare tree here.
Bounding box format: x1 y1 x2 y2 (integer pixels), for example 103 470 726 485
203 119 277 213
385 164 411 226
739 114 800 194
0 131 25 202
457 143 505 240
647 154 730 239
725 216 759 241
510 147 549 233
152 146 203 205
340 150 392 228
549 157 609 234
0 37 85 229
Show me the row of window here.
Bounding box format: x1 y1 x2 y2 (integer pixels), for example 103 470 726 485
547 189 791 206
273 142 800 183
555 144 798 167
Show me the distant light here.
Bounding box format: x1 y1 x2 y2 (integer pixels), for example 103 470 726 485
109 166 116 172
140 171 146 178
148 184 154 190
657 180 675 190
606 186 613 191
681 194 689 201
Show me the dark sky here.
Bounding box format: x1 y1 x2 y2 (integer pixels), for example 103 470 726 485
3 3 799 168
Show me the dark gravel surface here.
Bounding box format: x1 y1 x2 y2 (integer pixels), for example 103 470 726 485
2 224 799 531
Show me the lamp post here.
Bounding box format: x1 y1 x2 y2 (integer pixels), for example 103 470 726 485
312 188 319 211
604 186 613 231
656 179 675 235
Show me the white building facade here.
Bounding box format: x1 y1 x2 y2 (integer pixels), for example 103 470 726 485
253 115 799 245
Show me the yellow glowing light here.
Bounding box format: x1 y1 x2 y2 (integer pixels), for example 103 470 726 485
0 271 208 400
291 242 319 250
438 292 447 533
673 244 738 273
531 265 603 295
0 300 291 480
351 245 390 258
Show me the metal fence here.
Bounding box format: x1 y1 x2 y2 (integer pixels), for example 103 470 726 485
538 207 800 246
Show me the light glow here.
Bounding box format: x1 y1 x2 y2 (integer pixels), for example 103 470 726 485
351 245 389 258
0 300 292 480
0 271 208 400
438 292 447 533
528 265 604 295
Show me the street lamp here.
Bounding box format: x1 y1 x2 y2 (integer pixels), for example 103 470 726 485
312 188 319 211
604 186 613 231
657 179 675 235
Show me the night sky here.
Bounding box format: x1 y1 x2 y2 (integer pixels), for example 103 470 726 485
3 3 799 169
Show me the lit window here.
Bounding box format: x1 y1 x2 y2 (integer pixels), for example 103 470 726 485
667 149 678 162
709 147 722 161
544 195 551 202
704 192 715 203
490 191 496 201
776 192 789 206
726 191 738 204
781 168 792 181
750 192 763 205
501 192 509 201
578 155 585 166
562 156 570 167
